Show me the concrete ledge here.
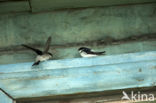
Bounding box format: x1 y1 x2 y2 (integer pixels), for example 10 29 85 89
0 51 155 99
0 51 155 73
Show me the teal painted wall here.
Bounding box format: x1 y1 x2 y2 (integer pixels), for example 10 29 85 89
0 3 156 64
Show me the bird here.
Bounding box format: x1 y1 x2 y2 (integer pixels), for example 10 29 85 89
78 47 105 57
22 36 53 66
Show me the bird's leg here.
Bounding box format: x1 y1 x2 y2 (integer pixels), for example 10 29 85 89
32 61 40 66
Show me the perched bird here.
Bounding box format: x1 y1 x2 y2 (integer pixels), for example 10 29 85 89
22 37 52 66
78 47 105 57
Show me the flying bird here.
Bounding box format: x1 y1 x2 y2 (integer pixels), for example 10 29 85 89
22 36 52 66
78 47 105 57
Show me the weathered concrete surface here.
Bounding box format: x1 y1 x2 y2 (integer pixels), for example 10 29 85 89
0 0 30 14
1 50 155 73
0 40 155 64
0 51 155 99
0 2 156 103
17 87 156 103
0 0 156 14
16 87 156 103
0 3 156 47
0 90 13 103
30 0 156 12
0 3 156 64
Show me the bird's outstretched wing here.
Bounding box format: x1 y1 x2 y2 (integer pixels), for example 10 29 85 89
22 44 43 55
43 36 51 53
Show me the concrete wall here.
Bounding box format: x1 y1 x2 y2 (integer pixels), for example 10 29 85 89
0 3 156 64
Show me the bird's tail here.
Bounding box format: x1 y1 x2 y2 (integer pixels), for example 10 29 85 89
95 51 105 55
32 61 40 66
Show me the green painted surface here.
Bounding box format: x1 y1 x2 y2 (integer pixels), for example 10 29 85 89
0 40 155 64
0 2 156 102
0 1 30 13
31 0 156 12
0 3 155 47
0 3 156 64
0 0 156 14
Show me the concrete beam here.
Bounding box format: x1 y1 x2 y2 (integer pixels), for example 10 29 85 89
0 89 14 103
0 51 155 99
30 0 156 12
0 3 156 48
0 0 30 14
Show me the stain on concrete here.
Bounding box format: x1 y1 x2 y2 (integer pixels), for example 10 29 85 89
139 68 142 72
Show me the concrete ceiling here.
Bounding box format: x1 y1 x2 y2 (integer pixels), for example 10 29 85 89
0 0 156 14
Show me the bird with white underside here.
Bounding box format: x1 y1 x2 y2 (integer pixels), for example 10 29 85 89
22 36 52 66
78 47 105 57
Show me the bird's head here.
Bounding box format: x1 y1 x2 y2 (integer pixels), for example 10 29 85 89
78 47 91 53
